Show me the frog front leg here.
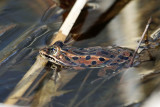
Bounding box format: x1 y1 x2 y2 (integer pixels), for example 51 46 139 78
50 64 62 83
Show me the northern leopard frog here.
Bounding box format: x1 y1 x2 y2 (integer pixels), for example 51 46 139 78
39 41 139 78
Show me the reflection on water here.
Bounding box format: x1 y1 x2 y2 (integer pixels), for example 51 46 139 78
109 0 139 48
0 0 160 107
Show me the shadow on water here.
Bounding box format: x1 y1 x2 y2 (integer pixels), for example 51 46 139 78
0 0 160 107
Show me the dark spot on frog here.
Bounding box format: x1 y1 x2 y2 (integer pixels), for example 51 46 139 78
65 56 70 61
71 62 77 65
118 55 124 59
88 65 91 67
63 48 68 51
123 57 128 60
118 55 129 60
110 55 114 58
99 57 105 61
72 57 78 60
92 61 97 65
101 51 108 55
80 63 86 67
86 56 91 60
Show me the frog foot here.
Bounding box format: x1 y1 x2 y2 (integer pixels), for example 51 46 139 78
51 71 61 83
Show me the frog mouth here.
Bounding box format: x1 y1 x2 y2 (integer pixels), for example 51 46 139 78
39 50 64 65
39 51 56 62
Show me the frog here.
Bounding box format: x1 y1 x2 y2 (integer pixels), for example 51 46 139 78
39 41 140 81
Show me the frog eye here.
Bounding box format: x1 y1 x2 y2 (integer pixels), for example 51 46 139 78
49 46 58 55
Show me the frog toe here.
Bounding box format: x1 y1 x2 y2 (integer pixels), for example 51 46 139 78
51 71 61 83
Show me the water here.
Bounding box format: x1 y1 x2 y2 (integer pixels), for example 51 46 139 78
0 0 160 107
